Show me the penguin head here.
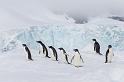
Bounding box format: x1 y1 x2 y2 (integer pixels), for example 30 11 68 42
58 47 66 53
22 44 27 47
58 47 64 50
92 39 96 41
73 49 80 53
36 41 42 43
108 45 112 48
48 46 53 48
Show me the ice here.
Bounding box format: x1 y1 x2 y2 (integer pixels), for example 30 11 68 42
0 17 124 82
0 17 124 53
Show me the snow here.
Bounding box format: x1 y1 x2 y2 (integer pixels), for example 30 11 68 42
0 44 124 82
0 14 124 82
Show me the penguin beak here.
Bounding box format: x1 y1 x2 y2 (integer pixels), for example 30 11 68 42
58 48 62 50
36 41 39 43
92 39 96 41
22 44 26 47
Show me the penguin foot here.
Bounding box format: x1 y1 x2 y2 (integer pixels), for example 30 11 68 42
105 61 107 63
46 56 51 58
96 52 101 55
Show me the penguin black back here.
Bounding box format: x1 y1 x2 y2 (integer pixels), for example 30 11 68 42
92 39 102 55
22 44 33 60
22 44 30 53
49 46 58 61
36 41 50 58
105 45 112 63
36 41 46 53
58 47 70 64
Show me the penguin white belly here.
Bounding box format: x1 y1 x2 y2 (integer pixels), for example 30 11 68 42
39 49 42 54
49 49 56 60
108 48 113 63
59 52 66 63
72 54 82 67
39 48 45 57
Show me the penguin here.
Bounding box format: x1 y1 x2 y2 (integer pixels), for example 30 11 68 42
92 39 102 55
105 45 114 63
36 41 50 58
22 44 33 61
58 48 70 64
71 49 84 67
48 46 58 61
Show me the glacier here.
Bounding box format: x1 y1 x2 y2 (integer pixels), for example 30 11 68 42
1 17 124 53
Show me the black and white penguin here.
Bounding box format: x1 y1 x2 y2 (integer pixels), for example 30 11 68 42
58 48 70 64
22 44 33 61
48 46 58 61
36 41 50 58
105 45 114 63
92 39 102 55
71 49 84 67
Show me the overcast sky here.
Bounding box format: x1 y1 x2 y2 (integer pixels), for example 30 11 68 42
41 0 124 17
1 0 124 17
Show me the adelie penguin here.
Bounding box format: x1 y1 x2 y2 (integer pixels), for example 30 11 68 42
92 39 102 55
105 45 114 63
71 49 84 67
48 46 58 61
58 48 70 64
22 44 33 61
36 41 51 58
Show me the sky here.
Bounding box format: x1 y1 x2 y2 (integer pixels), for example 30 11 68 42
41 0 124 17
0 0 124 28
0 0 124 17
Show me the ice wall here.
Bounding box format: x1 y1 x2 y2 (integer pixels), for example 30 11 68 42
1 23 124 53
0 17 124 53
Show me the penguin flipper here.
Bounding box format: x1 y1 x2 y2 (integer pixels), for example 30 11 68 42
99 53 103 55
80 56 84 63
70 56 75 64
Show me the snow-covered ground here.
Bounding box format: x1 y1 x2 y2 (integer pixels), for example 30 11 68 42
0 15 124 82
0 1 124 82
0 44 124 82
